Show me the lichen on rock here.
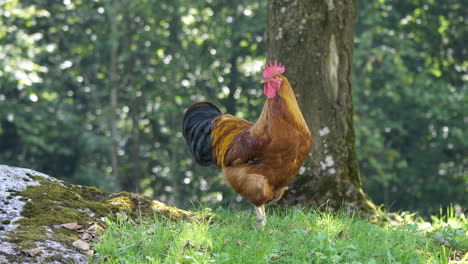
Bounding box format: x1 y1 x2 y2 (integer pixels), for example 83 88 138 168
0 165 204 263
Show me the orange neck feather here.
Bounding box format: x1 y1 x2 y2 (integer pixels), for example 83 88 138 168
253 76 309 133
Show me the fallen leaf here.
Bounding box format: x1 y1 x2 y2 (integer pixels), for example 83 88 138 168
96 221 107 229
198 246 211 252
91 236 101 243
450 250 465 261
81 249 95 256
236 239 247 247
336 226 350 240
223 239 230 245
81 232 94 241
87 223 104 234
21 247 44 257
72 240 90 251
61 222 82 230
268 253 281 260
183 240 196 249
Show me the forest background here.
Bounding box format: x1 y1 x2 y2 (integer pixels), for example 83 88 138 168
0 0 466 216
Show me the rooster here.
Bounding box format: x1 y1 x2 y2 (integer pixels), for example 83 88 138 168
183 62 311 226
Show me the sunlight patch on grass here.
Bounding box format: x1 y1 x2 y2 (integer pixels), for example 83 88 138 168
90 208 467 263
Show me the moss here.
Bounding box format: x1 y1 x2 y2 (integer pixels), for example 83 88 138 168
1 219 11 224
7 226 47 248
6 173 206 251
106 194 136 212
51 227 78 245
43 254 66 263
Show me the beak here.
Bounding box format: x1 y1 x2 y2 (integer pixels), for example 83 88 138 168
261 80 267 84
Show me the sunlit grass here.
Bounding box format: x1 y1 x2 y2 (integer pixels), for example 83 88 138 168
90 207 467 263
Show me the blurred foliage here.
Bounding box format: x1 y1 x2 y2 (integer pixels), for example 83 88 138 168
353 0 467 214
0 0 466 215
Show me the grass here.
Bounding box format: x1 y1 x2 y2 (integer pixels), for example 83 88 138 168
90 207 467 264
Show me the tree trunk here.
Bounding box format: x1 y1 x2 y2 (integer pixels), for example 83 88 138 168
129 98 143 193
267 0 376 214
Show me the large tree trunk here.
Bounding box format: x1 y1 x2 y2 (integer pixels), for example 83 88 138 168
268 0 376 214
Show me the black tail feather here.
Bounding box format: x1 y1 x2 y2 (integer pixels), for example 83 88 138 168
182 102 222 166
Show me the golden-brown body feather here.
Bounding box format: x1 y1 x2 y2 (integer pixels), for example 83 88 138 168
211 75 311 206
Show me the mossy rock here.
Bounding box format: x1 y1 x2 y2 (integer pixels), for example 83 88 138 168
0 165 204 263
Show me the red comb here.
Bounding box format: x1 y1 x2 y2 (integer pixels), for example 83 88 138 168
263 61 285 79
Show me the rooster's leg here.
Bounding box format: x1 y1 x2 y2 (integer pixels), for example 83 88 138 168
261 205 267 225
261 205 266 221
255 205 266 227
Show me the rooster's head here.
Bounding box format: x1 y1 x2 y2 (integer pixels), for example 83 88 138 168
261 61 285 99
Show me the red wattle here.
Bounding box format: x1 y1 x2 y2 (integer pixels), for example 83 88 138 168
264 83 277 98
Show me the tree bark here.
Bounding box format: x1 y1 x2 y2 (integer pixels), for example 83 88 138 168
129 97 143 193
267 0 376 214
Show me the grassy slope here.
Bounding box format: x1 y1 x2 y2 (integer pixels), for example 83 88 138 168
91 208 467 264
